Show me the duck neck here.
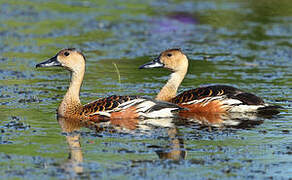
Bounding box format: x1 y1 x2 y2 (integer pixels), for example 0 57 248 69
156 70 186 102
59 69 84 116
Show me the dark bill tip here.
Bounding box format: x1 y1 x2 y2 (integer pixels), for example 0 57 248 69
36 55 61 68
139 59 164 69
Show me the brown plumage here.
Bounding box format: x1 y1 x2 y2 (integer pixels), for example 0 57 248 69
36 49 183 129
139 49 280 114
81 95 139 116
178 100 227 114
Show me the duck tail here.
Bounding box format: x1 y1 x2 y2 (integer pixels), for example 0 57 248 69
257 105 282 115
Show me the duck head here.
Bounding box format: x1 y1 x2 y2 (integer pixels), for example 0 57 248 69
139 48 188 72
36 48 86 72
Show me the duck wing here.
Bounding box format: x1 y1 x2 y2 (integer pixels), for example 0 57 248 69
82 95 183 119
171 85 280 114
171 85 264 105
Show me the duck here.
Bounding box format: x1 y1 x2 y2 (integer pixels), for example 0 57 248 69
139 48 280 115
36 48 184 129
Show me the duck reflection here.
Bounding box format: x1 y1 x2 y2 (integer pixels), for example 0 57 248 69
58 117 84 175
58 111 267 175
179 112 265 129
57 116 188 175
155 127 186 161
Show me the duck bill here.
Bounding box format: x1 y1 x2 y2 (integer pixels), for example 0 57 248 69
139 58 164 69
36 55 61 68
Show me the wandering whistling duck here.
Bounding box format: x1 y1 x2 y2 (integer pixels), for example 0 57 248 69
139 49 280 115
36 48 184 128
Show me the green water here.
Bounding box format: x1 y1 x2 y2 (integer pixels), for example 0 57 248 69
0 0 291 179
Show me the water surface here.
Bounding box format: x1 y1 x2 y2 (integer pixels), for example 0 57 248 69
0 0 291 179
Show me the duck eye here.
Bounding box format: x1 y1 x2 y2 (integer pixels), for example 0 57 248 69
167 53 172 57
64 52 70 56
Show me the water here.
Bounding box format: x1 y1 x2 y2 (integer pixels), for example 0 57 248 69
0 0 291 179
